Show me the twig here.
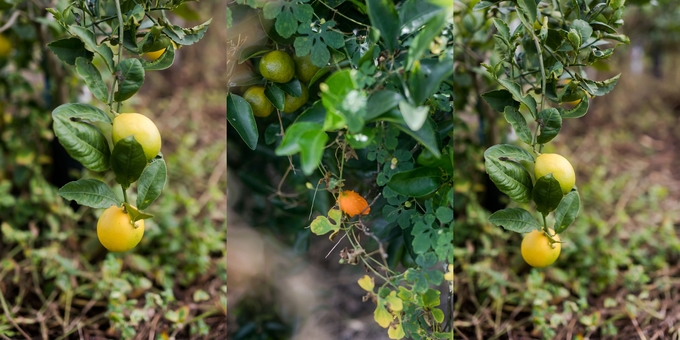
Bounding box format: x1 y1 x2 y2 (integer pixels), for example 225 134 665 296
325 232 348 259
0 290 31 340
0 11 21 33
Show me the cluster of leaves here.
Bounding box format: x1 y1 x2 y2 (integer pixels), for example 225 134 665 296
228 0 453 338
46 0 210 219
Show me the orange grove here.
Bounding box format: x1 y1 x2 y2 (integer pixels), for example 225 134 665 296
337 190 370 217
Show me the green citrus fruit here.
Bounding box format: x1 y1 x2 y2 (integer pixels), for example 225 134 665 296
293 53 321 83
97 205 145 252
282 84 309 113
534 153 575 194
112 113 162 161
259 50 295 83
243 86 274 117
521 229 561 268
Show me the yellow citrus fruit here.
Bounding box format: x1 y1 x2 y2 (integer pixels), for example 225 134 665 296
0 34 10 58
243 86 274 117
282 84 309 113
112 113 162 161
259 50 295 83
293 53 321 83
97 205 145 252
337 190 370 217
521 229 561 268
143 48 166 61
534 153 575 194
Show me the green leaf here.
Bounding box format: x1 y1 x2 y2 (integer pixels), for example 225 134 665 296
399 0 443 34
418 58 454 105
294 20 344 68
483 144 534 203
374 303 393 328
299 128 329 175
420 288 440 307
111 136 147 189
47 37 94 65
503 106 532 145
114 58 145 102
163 18 212 46
473 1 495 10
75 57 109 103
498 79 537 118
275 122 321 156
571 19 593 41
493 18 510 41
237 45 273 64
536 108 562 144
554 191 580 234
560 96 589 118
481 89 520 113
405 10 447 71
386 167 442 198
432 308 445 323
398 100 428 131
367 0 400 52
581 74 621 97
140 43 176 71
123 203 154 222
69 26 114 72
275 77 303 97
533 174 564 214
52 103 111 172
58 179 120 209
320 70 366 133
295 100 326 125
310 209 342 235
489 208 541 233
227 93 258 150
136 159 167 210
265 85 285 111
517 0 537 25
366 90 403 120
435 207 453 224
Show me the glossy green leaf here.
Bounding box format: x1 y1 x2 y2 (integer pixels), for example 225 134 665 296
295 100 326 125
517 0 537 24
399 0 444 34
394 118 441 158
365 90 403 120
536 108 562 144
320 70 366 133
114 58 145 102
111 136 147 189
227 93 258 150
418 58 454 105
367 0 400 52
483 144 534 203
265 84 285 111
47 37 94 65
69 26 114 71
237 45 273 64
52 103 111 172
136 159 167 210
406 10 447 71
533 174 563 215
58 179 121 209
275 122 321 156
498 78 537 118
488 207 541 233
503 106 532 144
386 167 442 198
275 77 303 97
581 73 620 97
398 100 428 131
140 43 175 71
481 89 520 113
163 18 212 46
299 128 329 175
560 96 589 118
554 191 580 234
75 57 109 103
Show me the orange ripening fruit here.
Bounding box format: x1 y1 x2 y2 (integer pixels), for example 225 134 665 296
337 190 370 217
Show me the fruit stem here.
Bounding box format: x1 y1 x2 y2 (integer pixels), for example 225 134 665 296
121 185 128 204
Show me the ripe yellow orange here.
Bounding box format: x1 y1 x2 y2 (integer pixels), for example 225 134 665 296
521 229 561 268
337 190 370 217
143 48 165 61
97 205 145 252
112 113 162 161
534 153 575 194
